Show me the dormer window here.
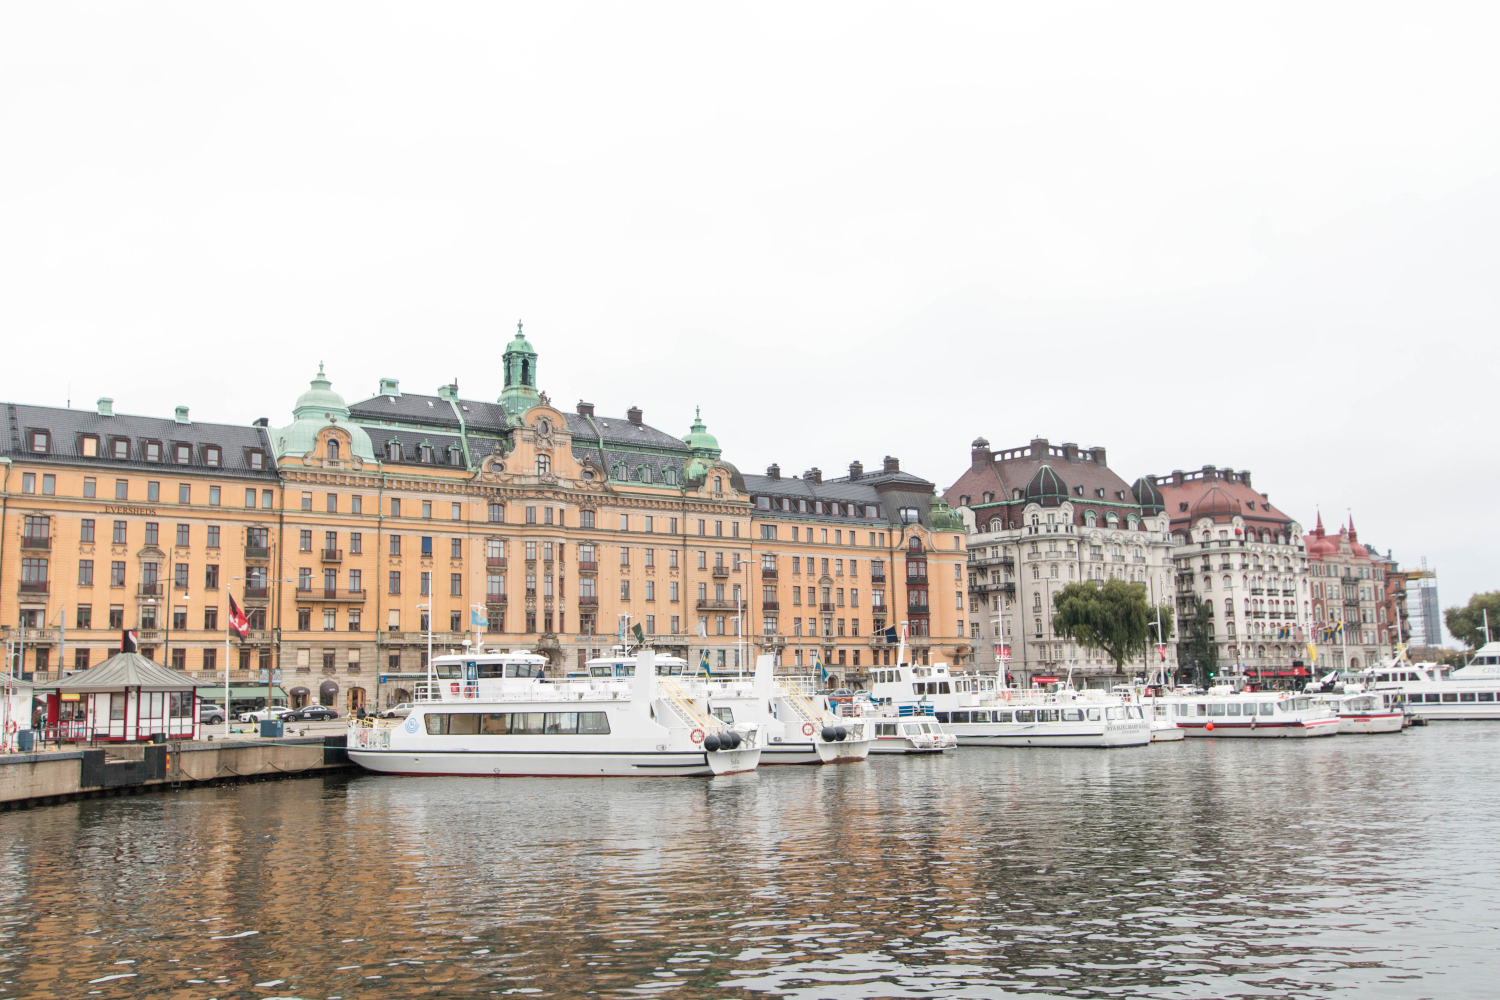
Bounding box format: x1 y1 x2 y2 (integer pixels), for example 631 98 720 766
899 507 919 524
174 443 192 464
1095 488 1105 498
864 505 878 517
248 450 264 471
80 435 99 457
112 438 130 460
28 430 49 454
419 443 434 463
447 444 460 465
908 535 923 551
798 499 808 513
714 476 723 492
664 468 676 486
143 441 162 462
204 446 221 467
982 492 994 503
756 496 771 510
1106 512 1119 527
386 441 401 461
1085 511 1097 526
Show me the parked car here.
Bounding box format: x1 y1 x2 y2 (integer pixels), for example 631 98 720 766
198 703 227 725
379 703 414 719
238 706 292 723
284 706 339 722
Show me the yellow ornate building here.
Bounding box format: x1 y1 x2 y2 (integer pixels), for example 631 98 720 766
2 327 968 710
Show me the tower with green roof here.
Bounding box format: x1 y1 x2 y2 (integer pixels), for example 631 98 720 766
498 320 540 421
682 406 721 482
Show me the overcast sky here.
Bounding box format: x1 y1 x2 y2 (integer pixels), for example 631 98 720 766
3 4 1496 640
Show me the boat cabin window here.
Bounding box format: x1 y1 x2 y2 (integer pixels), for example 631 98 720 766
1294 698 1310 711
1105 707 1122 720
1039 709 1060 722
951 711 970 724
921 722 940 734
1014 709 1035 722
972 711 990 722
425 711 610 735
995 710 1014 722
1242 703 1257 716
1260 703 1276 715
711 707 734 723
1459 692 1477 703
1207 704 1226 717
434 662 463 678
1061 708 1082 722
902 723 924 735
1086 708 1101 721
876 723 898 736
590 666 614 677
1479 693 1496 702
1129 706 1144 719
1225 704 1241 716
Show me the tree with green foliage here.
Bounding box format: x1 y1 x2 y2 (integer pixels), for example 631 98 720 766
1445 591 1500 648
1183 596 1219 686
1052 578 1163 673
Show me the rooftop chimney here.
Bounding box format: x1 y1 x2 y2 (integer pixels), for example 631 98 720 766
378 377 400 397
97 397 114 417
174 405 190 424
805 467 822 484
849 460 863 480
1062 442 1080 463
437 382 457 402
766 463 781 481
970 436 992 472
627 406 643 425
1029 437 1049 458
577 400 595 417
1089 446 1107 467
252 417 269 428
1240 470 1252 489
1172 469 1185 486
883 456 900 473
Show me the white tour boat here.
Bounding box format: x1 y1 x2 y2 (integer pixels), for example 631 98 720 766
1366 643 1500 721
1320 691 1406 734
346 648 762 777
863 660 1150 748
580 654 871 764
1159 688 1340 738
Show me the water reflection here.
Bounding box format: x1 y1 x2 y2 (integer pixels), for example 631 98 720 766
1 725 1497 998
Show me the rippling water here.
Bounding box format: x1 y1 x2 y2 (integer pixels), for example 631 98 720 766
2 725 1498 999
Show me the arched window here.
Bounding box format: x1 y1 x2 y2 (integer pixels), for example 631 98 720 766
1127 516 1138 530
536 454 550 474
1204 576 1212 589
1106 512 1119 527
909 536 922 552
1223 575 1232 590
419 443 434 463
1085 511 1097 526
664 468 676 485
1032 565 1040 580
714 476 722 492
327 439 340 460
641 466 652 484
1225 598 1234 615
1034 617 1043 637
1050 564 1059 578
1030 514 1039 526
386 441 401 461
990 519 1003 532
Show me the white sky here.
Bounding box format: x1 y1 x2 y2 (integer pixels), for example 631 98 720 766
3 3 1496 638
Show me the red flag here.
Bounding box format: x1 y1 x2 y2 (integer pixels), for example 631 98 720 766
228 595 249 639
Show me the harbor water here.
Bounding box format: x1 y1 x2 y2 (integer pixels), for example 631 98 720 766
1 724 1497 999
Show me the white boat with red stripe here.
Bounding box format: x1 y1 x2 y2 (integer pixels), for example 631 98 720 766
1158 688 1340 738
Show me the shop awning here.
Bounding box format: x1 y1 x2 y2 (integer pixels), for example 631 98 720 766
223 685 290 700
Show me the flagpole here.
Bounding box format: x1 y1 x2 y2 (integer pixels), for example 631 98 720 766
224 628 231 738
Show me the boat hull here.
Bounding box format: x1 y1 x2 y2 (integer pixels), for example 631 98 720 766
348 747 760 777
1336 712 1406 734
950 721 1150 748
815 737 872 763
1176 718 1339 738
1150 723 1185 742
868 737 948 754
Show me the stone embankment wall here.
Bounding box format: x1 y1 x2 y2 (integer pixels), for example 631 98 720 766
0 736 353 810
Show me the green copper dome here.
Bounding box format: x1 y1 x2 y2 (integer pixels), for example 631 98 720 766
499 320 541 420
272 364 375 462
683 406 720 453
292 363 349 420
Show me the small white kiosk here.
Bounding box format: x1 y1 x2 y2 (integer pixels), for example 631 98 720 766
55 652 201 743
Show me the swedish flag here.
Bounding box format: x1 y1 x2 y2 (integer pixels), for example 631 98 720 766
700 650 713 676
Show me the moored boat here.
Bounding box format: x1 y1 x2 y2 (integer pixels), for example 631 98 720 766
1158 688 1340 738
346 648 761 777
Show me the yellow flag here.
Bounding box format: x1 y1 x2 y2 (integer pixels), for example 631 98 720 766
1306 643 1318 664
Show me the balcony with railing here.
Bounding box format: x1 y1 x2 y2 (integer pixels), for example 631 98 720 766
820 602 835 612
487 556 508 568
243 587 269 601
907 604 930 614
486 593 508 605
19 580 49 594
762 600 779 611
906 576 926 586
321 548 343 563
307 588 367 603
1283 589 1297 597
870 572 886 583
137 583 162 597
20 535 50 550
762 568 778 580
697 599 739 611
245 545 270 560
712 566 730 579
577 561 597 573
578 595 599 607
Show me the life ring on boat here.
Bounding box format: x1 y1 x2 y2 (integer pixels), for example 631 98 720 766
690 728 705 744
463 686 476 699
1000 691 1012 702
802 722 816 736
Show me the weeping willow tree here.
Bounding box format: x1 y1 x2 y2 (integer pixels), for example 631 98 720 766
1051 578 1168 673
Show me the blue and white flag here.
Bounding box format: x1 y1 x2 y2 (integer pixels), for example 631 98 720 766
470 609 486 628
